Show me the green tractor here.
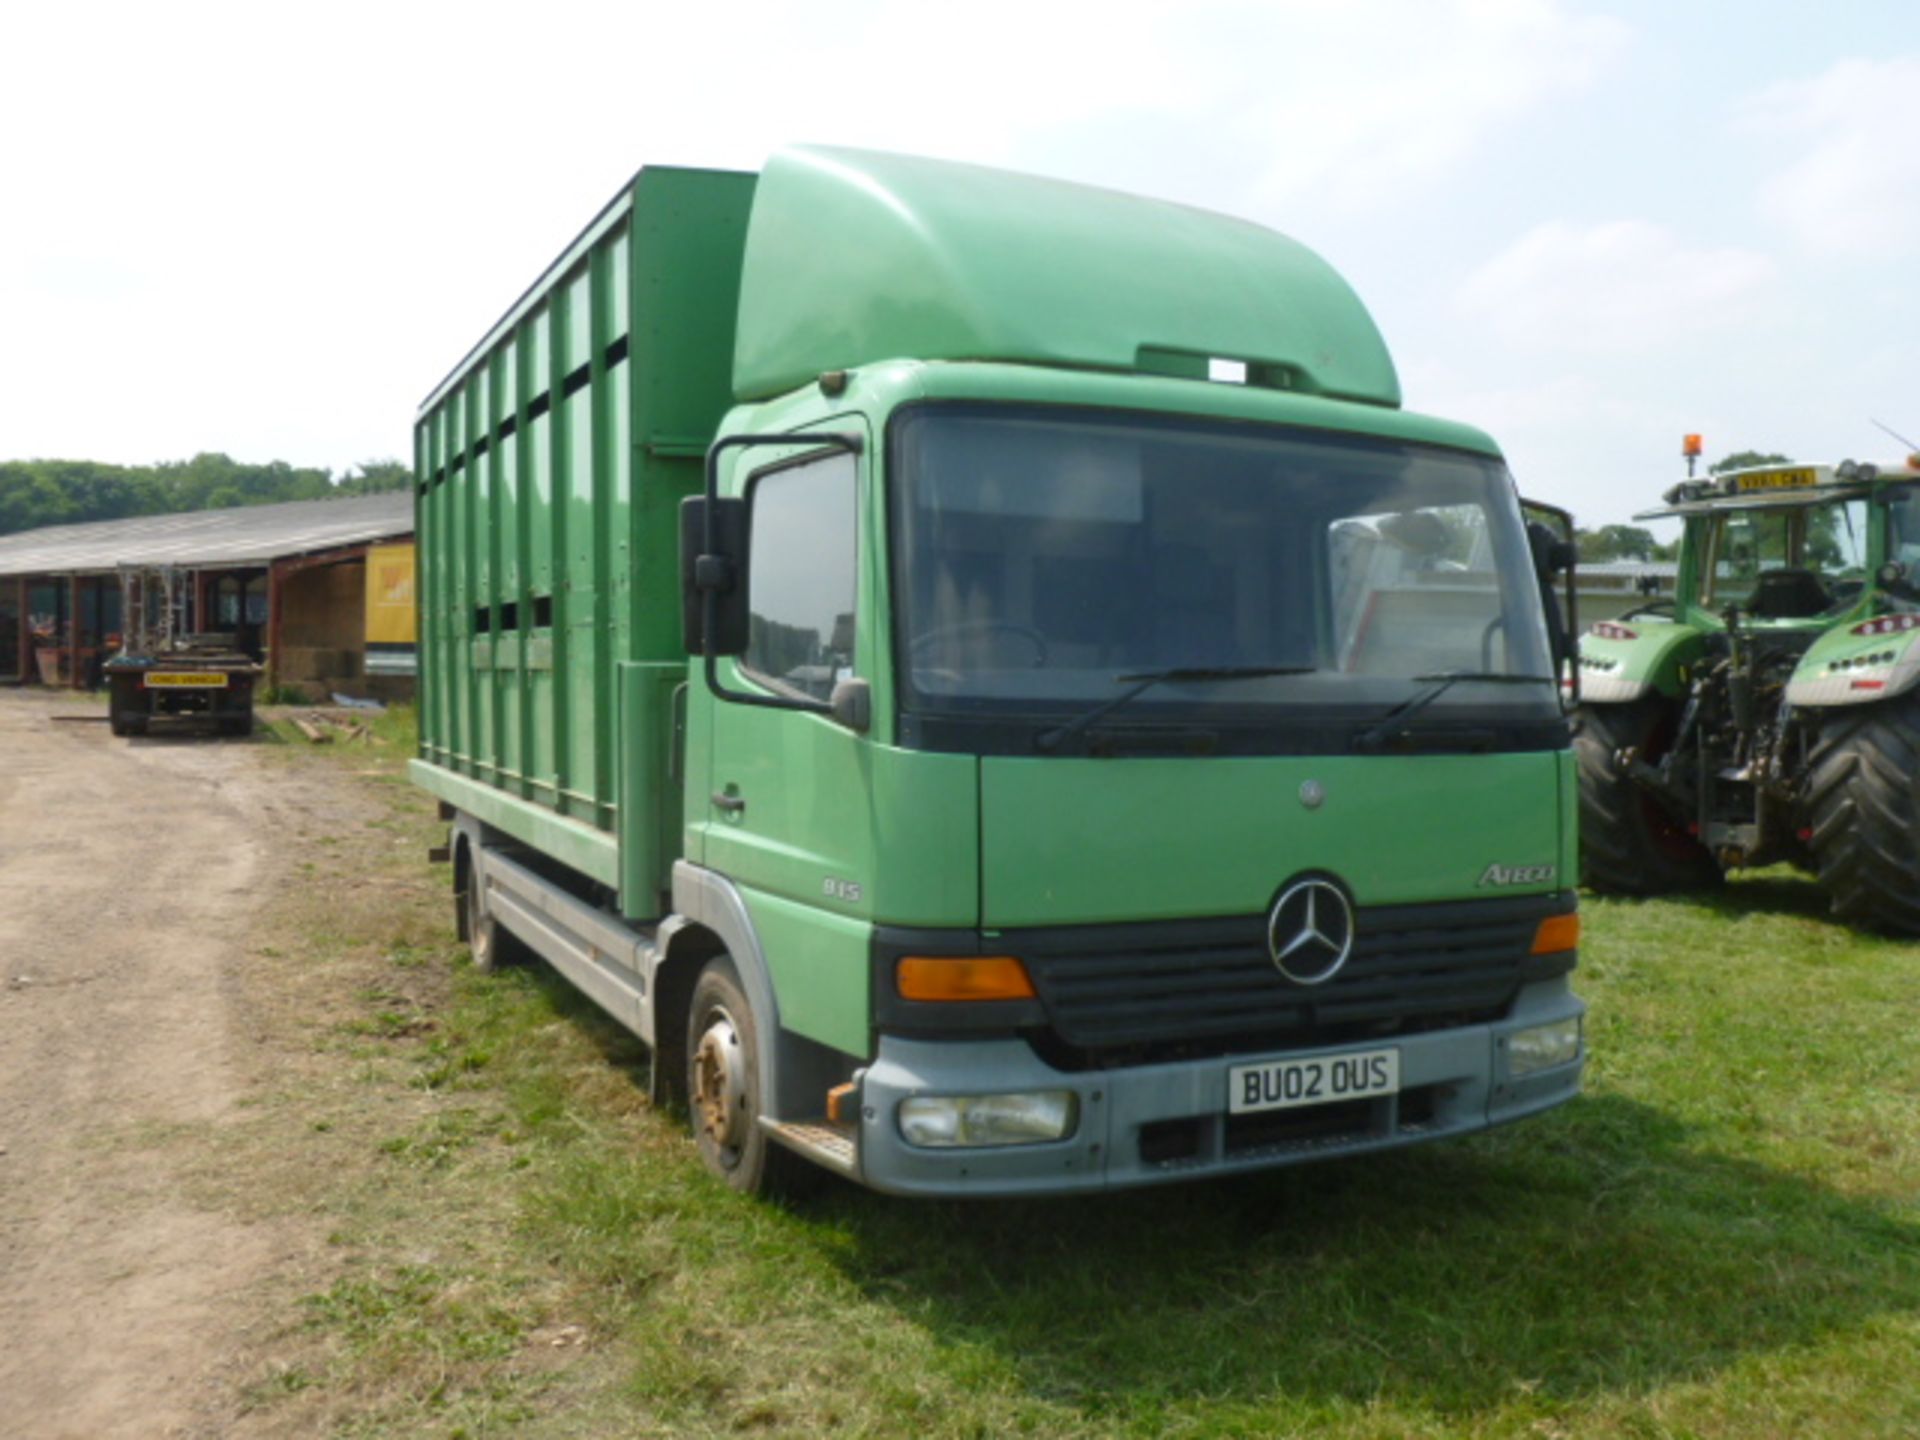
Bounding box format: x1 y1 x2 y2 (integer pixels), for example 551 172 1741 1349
1573 450 1920 932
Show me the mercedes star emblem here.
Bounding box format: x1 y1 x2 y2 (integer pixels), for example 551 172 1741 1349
1267 878 1356 985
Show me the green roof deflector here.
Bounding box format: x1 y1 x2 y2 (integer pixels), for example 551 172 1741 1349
733 146 1400 408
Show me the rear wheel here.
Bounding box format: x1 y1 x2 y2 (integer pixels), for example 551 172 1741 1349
686 956 815 1198
460 843 527 971
1575 699 1720 894
1804 698 1920 934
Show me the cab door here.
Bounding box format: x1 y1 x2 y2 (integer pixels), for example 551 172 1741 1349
696 440 876 1057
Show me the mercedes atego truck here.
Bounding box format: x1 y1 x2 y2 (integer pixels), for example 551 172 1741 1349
411 147 1586 1197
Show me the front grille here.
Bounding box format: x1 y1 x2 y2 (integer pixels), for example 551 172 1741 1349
1011 892 1574 1065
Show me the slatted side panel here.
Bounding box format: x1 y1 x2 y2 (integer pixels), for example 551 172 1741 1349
412 166 756 848
412 200 636 825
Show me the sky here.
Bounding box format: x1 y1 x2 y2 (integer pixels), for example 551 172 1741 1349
3 0 1915 528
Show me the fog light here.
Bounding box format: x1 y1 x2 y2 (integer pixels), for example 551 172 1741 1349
1508 1018 1581 1076
898 1091 1079 1148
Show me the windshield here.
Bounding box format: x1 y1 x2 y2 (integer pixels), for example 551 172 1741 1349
891 404 1559 755
1696 499 1868 617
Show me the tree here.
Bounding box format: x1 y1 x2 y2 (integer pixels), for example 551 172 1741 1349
1709 449 1790 476
336 460 413 495
1576 524 1661 563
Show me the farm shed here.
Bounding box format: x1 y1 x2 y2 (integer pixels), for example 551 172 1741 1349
0 492 415 700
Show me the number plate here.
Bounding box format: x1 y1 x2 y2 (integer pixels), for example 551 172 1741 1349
1229 1048 1400 1115
144 672 229 688
1733 467 1817 493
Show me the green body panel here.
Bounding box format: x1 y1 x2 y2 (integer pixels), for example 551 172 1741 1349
1577 616 1708 698
414 167 755 854
408 759 619 886
1556 750 1578 882
735 884 873 1058
978 753 1567 926
733 147 1400 409
616 662 687 920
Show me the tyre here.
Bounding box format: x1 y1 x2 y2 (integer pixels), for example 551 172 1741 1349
110 709 130 738
1804 698 1920 934
222 712 255 738
1574 699 1721 894
686 956 816 1198
460 844 528 971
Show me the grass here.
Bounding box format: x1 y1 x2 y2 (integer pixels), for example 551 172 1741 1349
229 711 1920 1437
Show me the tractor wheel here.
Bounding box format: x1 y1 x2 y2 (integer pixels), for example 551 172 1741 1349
686 956 817 1198
1804 698 1920 934
1574 700 1721 894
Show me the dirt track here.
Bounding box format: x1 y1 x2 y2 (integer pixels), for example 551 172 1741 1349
0 691 304 1438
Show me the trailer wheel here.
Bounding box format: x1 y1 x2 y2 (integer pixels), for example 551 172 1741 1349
1574 699 1720 894
1805 697 1920 934
460 845 526 972
686 956 814 1198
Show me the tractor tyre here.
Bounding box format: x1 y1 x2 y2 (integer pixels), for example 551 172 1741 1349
1804 697 1920 935
1574 699 1721 895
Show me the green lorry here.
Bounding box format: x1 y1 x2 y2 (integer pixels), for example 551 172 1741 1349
410 148 1586 1196
1574 453 1920 931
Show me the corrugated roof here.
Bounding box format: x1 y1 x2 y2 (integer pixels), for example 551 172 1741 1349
0 492 412 577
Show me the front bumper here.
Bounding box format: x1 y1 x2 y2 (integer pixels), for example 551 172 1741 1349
852 976 1584 1197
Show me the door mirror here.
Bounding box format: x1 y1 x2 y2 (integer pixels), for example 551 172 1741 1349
1521 498 1579 702
679 496 749 656
829 677 872 733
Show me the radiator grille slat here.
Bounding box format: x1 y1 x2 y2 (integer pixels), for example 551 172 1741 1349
1011 893 1571 1058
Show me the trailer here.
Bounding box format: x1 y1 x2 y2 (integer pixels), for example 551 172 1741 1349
102 565 260 737
412 148 1586 1196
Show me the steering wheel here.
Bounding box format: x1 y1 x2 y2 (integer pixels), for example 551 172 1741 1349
909 620 1050 667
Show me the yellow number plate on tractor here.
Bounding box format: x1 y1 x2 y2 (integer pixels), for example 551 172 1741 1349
144 672 230 688
1734 467 1818 492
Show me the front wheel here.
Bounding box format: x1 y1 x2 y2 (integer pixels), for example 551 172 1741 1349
1804 699 1920 934
1574 699 1720 894
686 957 815 1197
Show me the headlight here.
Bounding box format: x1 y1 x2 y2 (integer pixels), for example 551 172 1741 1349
1508 1017 1582 1076
898 1091 1079 1148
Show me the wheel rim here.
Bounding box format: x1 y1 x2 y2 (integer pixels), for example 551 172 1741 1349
467 874 491 964
692 1012 749 1158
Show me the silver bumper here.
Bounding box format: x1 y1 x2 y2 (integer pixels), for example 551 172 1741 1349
852 977 1584 1197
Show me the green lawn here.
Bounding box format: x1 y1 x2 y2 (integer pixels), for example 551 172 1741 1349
250 719 1920 1437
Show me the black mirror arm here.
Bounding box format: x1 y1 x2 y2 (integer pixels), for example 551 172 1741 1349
1522 498 1580 706
698 432 864 715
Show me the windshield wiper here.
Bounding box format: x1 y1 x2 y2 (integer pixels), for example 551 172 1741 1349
1035 666 1315 753
1353 670 1556 753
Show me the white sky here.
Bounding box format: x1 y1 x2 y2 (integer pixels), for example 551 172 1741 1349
3 0 1915 528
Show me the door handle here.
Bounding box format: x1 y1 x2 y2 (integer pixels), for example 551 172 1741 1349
711 789 746 814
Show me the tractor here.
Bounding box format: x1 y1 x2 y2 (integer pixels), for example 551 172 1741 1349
1573 447 1920 932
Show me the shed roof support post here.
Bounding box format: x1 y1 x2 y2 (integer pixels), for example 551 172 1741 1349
15 577 26 683
267 558 286 695
68 575 82 689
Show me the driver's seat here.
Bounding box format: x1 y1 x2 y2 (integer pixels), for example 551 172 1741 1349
1747 568 1831 619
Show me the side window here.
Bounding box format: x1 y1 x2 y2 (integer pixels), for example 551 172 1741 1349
742 451 858 702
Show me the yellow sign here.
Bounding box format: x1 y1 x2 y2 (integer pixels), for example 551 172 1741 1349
1734 467 1818 493
145 672 229 689
366 542 418 647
